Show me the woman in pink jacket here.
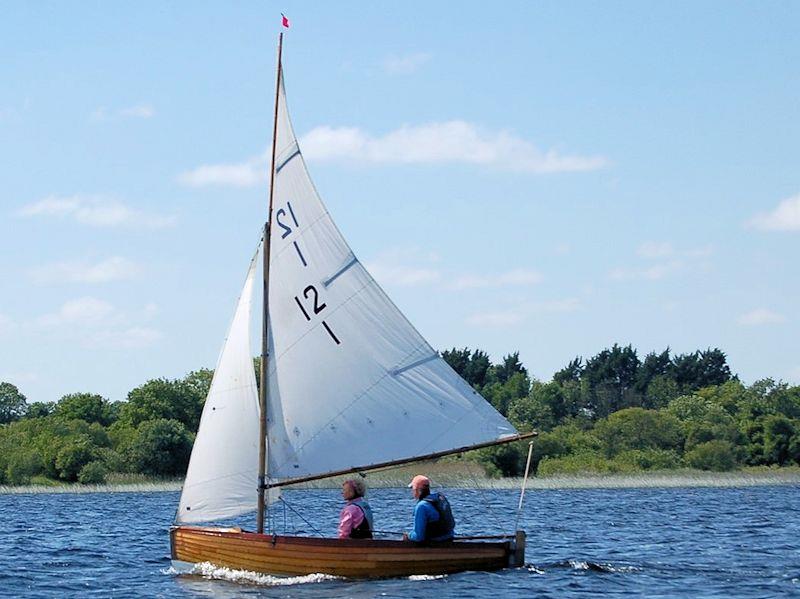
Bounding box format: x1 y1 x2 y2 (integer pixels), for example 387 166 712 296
337 478 374 539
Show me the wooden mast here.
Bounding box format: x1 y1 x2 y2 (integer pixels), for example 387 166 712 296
266 431 538 489
257 31 283 534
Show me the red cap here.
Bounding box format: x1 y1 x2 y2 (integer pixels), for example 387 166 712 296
408 475 430 488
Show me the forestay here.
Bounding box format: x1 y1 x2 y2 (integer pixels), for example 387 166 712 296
265 71 517 481
177 249 268 524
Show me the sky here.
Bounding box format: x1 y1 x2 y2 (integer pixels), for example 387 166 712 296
1 1 798 404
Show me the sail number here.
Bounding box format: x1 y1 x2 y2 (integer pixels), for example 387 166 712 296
275 202 299 238
294 285 340 345
280 202 341 346
275 201 308 267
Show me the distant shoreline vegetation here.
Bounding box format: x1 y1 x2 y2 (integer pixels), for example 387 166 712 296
1 345 799 487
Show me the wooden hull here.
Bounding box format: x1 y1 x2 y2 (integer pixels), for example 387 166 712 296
170 526 524 578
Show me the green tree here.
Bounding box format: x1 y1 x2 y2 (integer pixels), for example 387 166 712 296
442 348 492 388
488 352 528 386
685 440 737 471
120 378 202 431
183 368 214 405
482 371 530 417
594 408 683 457
4 449 43 485
762 415 797 465
509 381 570 431
671 349 732 393
634 349 671 393
78 461 109 484
583 344 642 417
55 434 99 481
127 418 193 476
529 423 601 472
644 375 681 409
553 357 583 386
25 402 55 419
0 382 27 424
54 393 114 425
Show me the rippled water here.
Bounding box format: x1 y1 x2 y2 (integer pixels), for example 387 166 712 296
1 484 798 597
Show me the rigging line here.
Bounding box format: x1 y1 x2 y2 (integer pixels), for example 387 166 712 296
277 497 324 537
513 440 535 533
462 452 507 535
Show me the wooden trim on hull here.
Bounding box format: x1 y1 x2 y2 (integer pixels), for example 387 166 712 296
171 526 523 578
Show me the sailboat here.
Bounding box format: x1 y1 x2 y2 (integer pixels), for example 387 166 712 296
170 32 536 579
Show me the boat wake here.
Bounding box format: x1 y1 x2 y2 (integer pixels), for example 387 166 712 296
172 562 340 586
408 574 448 581
531 560 642 574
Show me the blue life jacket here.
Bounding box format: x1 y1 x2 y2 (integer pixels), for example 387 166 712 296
348 497 373 539
422 492 455 541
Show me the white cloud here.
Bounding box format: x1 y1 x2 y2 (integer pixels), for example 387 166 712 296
383 52 431 74
30 256 142 284
36 297 116 327
613 243 713 282
86 327 163 349
178 121 607 188
364 249 441 287
34 297 162 349
637 242 674 259
609 261 683 281
119 104 155 118
466 310 525 327
466 297 580 329
636 242 713 260
450 268 543 290
301 121 608 173
177 154 267 187
17 195 175 229
748 193 800 231
737 308 786 326
530 298 581 313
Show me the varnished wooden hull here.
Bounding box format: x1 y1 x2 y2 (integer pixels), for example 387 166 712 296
170 526 524 578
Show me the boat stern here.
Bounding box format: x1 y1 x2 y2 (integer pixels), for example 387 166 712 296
509 530 526 568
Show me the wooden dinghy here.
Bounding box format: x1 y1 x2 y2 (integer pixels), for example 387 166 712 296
171 526 525 578
170 28 537 582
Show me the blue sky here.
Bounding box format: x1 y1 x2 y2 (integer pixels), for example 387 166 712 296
2 1 798 404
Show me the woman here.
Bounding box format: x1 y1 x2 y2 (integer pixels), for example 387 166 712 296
337 478 374 539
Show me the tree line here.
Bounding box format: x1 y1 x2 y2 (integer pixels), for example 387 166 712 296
441 345 800 476
1 344 799 485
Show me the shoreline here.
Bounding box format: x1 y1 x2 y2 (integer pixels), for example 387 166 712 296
2 468 798 494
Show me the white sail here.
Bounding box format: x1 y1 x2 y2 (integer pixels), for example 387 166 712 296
265 71 517 481
177 248 266 523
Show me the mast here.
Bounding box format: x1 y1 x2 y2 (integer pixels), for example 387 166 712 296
257 31 283 534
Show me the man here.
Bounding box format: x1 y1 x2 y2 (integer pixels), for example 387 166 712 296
404 475 455 542
337 478 374 539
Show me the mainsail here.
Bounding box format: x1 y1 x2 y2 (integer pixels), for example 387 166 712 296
264 71 517 482
177 249 264 524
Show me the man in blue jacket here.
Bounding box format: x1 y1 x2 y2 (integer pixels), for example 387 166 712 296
403 475 455 542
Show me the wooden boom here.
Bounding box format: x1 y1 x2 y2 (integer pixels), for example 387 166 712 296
264 431 537 489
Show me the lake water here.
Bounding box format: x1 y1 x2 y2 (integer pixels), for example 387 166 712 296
1 484 798 597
